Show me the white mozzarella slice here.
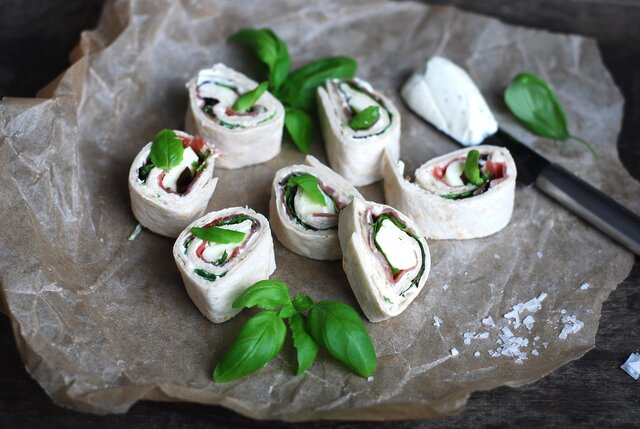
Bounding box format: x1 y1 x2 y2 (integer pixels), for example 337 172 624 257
162 147 199 191
201 219 253 263
374 219 420 271
444 160 465 187
294 188 338 230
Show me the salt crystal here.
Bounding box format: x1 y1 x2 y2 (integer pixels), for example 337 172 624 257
620 353 640 380
494 254 501 259
504 292 546 328
482 316 496 327
515 358 524 365
580 283 590 290
533 336 540 342
464 331 489 345
474 351 480 357
531 349 539 356
442 283 449 290
367 376 374 382
536 251 543 258
560 309 567 314
523 315 535 331
450 347 459 357
543 342 549 348
559 315 584 340
478 332 489 339
433 316 443 328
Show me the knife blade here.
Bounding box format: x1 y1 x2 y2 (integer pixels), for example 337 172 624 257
484 128 640 255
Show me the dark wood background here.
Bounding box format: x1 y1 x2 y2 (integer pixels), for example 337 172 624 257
1 0 639 427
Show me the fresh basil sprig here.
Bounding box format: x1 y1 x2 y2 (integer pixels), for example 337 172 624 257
232 81 268 112
213 280 376 382
229 29 290 92
349 105 380 131
276 56 358 112
229 28 357 153
191 226 246 244
287 174 327 206
149 129 184 171
504 73 598 160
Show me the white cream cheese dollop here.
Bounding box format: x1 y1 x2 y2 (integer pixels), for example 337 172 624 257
374 219 420 271
401 56 498 145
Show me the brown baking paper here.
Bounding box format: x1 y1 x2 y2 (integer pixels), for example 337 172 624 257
0 0 638 420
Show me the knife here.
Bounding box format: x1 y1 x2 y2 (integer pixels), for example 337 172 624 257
482 128 640 255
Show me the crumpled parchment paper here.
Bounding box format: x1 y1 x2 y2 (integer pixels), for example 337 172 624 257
1 0 638 421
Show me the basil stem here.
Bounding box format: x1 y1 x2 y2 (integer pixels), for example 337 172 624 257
349 106 380 130
232 81 268 112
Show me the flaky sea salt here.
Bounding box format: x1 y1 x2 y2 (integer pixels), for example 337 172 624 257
523 315 535 331
620 353 640 380
482 316 496 327
504 293 547 328
433 316 443 328
559 315 584 340
580 282 590 290
442 283 449 290
531 349 539 356
474 351 480 357
450 348 459 357
536 251 543 258
463 332 489 345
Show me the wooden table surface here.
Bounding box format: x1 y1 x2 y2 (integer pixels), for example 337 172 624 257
1 0 639 427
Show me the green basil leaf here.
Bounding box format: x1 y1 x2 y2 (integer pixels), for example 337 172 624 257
284 107 313 154
307 301 377 377
464 149 484 186
288 313 319 375
215 215 253 227
349 106 380 130
278 302 297 318
232 81 269 112
292 294 314 312
213 311 286 383
149 129 184 171
288 173 326 206
278 56 357 111
229 28 290 91
194 269 218 281
233 280 291 310
191 226 246 244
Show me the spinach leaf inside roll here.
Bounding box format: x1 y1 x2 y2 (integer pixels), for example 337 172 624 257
173 207 276 323
270 155 362 260
338 198 430 322
128 130 218 237
185 63 285 169
383 145 517 240
317 78 400 186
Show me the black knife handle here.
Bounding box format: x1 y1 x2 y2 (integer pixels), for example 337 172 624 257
536 163 640 255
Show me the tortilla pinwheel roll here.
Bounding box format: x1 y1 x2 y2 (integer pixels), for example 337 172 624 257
129 130 218 238
383 145 517 240
269 155 363 261
317 78 401 186
185 63 285 169
173 208 276 323
338 198 431 322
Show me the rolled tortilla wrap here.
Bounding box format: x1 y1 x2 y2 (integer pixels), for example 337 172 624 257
383 145 516 240
185 63 285 169
128 130 218 238
173 207 276 323
339 198 431 322
269 155 363 260
317 78 401 186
